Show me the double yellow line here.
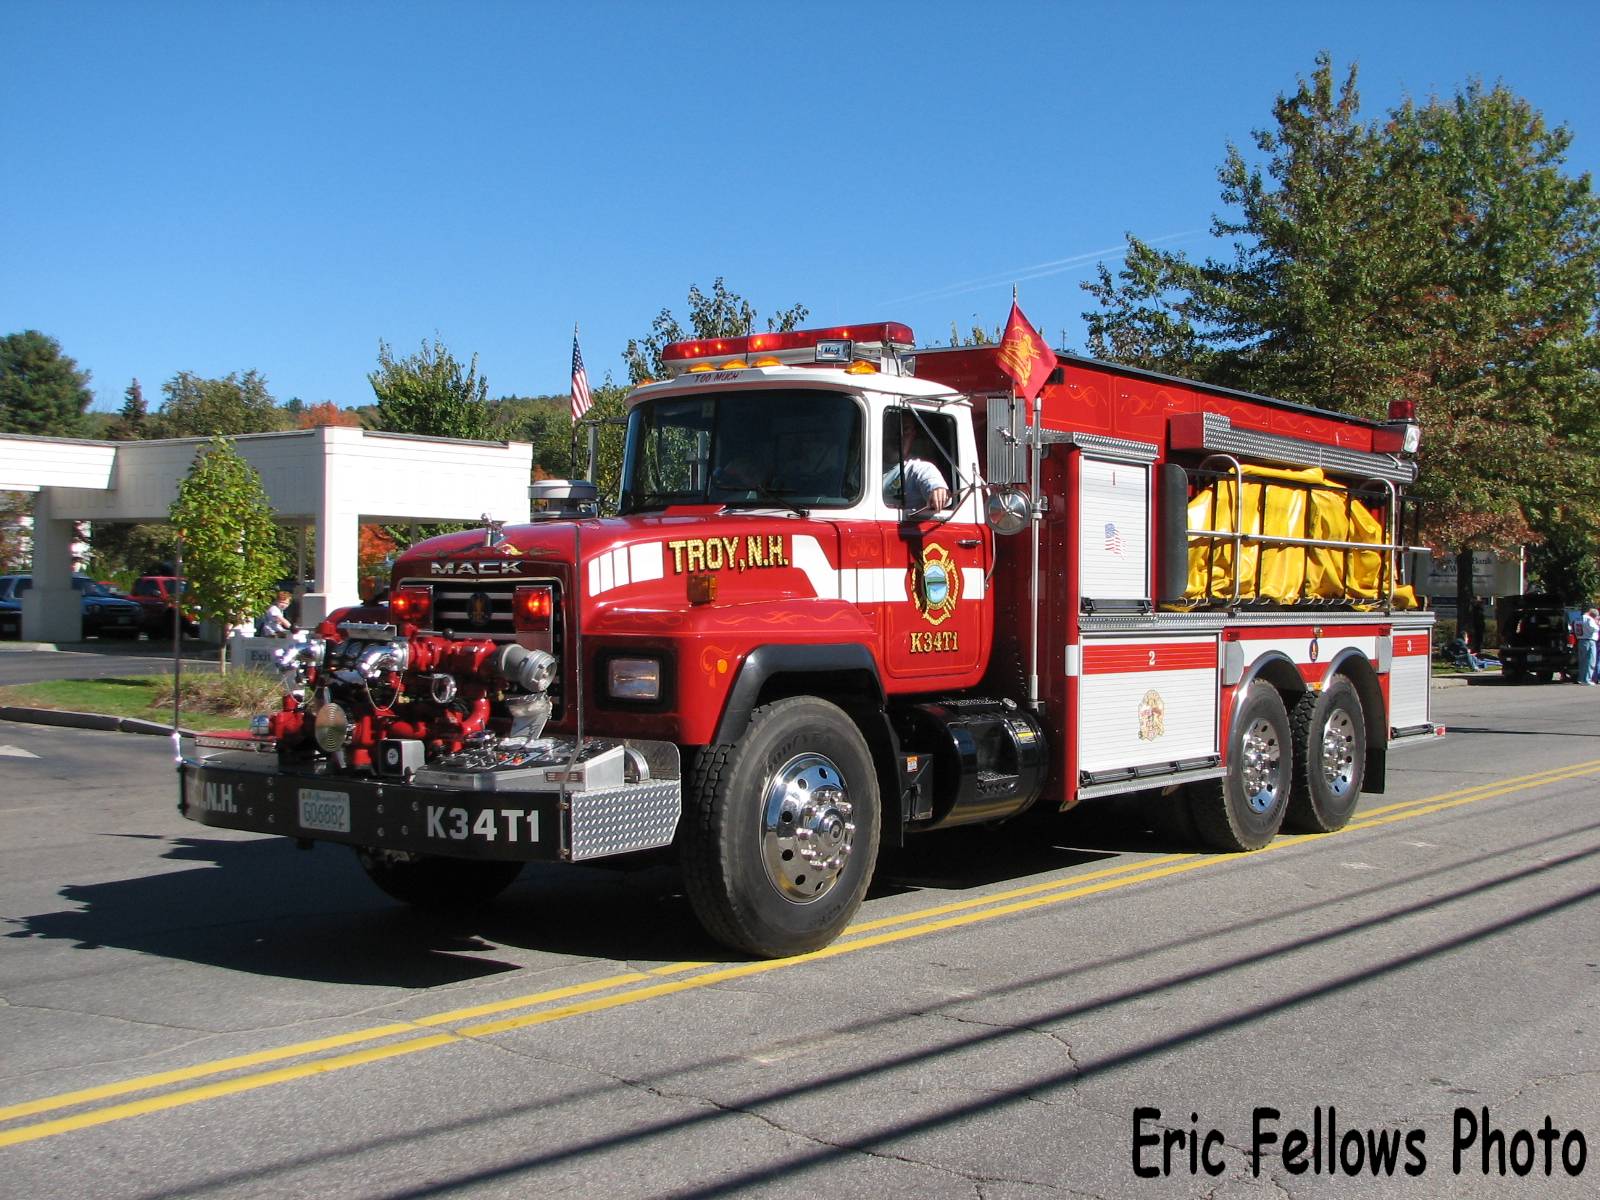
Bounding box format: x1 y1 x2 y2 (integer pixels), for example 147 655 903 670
4 756 1598 1150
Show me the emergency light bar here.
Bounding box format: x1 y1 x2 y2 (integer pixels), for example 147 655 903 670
660 322 916 377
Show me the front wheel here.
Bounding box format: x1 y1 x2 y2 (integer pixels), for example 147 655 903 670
681 696 881 958
355 848 523 911
1189 682 1293 852
1285 677 1365 833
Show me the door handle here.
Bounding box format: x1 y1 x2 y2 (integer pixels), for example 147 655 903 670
956 538 980 549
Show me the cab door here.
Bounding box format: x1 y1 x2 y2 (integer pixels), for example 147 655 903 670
877 406 989 683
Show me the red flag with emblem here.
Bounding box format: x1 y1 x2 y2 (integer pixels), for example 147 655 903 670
996 302 1057 401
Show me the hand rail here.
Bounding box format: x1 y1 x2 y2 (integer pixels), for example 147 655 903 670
1182 460 1411 611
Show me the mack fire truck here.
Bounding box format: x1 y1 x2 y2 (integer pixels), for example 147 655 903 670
177 320 1436 957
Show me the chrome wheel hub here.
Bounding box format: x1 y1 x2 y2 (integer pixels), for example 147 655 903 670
1241 718 1284 814
761 753 855 904
1320 709 1357 796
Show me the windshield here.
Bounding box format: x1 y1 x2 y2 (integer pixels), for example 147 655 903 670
620 389 863 513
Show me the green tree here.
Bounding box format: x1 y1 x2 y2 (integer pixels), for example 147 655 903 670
0 492 32 571
0 331 92 436
107 378 148 441
89 522 179 587
369 337 495 440
624 278 809 384
580 379 631 512
154 370 285 437
169 437 285 670
1082 54 1600 613
1525 519 1600 603
492 394 575 477
947 319 1002 346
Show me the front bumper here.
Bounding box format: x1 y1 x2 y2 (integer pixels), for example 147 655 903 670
177 734 681 863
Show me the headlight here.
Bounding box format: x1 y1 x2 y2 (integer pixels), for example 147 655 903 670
607 657 661 701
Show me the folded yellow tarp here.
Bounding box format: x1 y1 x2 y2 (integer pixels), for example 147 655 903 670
1185 465 1418 609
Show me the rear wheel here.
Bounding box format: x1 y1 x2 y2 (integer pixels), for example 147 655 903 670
355 849 522 911
1285 677 1365 833
681 696 880 958
1189 682 1292 852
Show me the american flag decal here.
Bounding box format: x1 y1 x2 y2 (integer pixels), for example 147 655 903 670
1104 522 1125 557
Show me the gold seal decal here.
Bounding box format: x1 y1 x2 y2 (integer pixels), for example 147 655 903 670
1137 689 1166 742
914 543 960 626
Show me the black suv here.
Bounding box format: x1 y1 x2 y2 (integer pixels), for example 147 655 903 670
0 574 145 640
1496 594 1578 683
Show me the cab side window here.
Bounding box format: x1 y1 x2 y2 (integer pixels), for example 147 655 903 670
882 409 957 512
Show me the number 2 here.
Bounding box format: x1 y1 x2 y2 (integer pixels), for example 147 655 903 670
1148 649 1156 666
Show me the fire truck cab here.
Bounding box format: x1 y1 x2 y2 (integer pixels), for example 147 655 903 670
177 318 1435 958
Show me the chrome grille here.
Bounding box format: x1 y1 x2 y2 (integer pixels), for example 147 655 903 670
403 576 561 644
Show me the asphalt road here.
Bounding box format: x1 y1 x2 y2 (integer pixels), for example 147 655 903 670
0 641 219 687
1 679 1596 1198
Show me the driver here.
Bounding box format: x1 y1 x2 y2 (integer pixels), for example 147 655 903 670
885 413 950 515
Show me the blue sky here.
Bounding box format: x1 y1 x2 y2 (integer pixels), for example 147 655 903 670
5 1 1598 414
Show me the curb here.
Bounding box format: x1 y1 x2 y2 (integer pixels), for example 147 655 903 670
0 706 185 736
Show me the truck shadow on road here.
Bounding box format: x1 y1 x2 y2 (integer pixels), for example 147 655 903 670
6 801 1199 985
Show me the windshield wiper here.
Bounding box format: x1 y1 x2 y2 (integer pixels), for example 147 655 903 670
623 490 701 513
720 486 810 519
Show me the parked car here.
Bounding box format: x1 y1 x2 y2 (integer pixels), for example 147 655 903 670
1495 593 1578 683
127 575 199 637
0 574 146 639
0 576 20 638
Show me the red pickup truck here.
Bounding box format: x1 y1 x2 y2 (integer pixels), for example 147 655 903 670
127 576 199 637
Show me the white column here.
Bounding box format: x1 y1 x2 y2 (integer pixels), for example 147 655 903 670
300 428 360 626
22 489 82 642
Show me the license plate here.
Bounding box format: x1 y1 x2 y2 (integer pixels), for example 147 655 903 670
299 789 351 833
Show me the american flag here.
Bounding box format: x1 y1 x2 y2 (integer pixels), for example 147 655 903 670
570 326 592 422
1104 521 1125 557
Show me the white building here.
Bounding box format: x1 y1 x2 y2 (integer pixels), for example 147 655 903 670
0 427 533 642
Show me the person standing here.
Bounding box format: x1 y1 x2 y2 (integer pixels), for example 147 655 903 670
1577 607 1600 686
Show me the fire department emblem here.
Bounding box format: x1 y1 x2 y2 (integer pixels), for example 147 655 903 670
467 591 493 628
1137 689 1166 742
914 543 960 626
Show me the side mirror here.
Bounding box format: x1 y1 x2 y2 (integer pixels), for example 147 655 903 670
985 487 1030 536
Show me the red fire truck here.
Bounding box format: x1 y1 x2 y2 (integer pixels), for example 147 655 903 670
177 320 1436 957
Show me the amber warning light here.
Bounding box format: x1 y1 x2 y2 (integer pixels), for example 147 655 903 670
514 584 554 632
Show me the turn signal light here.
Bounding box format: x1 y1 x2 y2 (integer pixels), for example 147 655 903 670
513 584 554 632
390 585 432 626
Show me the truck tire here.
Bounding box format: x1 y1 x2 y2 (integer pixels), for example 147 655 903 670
681 696 880 958
1285 677 1365 833
355 848 522 911
1188 682 1292 852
